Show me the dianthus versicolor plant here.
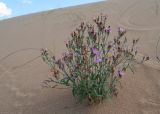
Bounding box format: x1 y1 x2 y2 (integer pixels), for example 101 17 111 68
41 14 147 104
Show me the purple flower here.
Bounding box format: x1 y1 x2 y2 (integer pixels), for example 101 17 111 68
118 27 125 33
91 47 101 55
116 69 125 78
55 59 65 71
94 58 102 63
118 27 126 36
105 26 111 35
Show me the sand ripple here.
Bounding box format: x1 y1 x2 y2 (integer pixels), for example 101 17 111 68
119 0 160 30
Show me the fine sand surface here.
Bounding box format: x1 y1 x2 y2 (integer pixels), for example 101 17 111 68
0 0 160 114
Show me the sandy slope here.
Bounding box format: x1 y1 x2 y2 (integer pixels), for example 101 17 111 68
0 0 160 114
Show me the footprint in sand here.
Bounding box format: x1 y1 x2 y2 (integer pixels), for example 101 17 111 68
0 64 14 79
5 84 35 98
119 0 160 30
0 64 35 108
0 65 35 98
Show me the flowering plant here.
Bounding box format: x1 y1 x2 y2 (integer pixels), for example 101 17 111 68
41 14 140 103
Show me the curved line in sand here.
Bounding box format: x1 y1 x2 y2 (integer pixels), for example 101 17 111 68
135 53 160 71
11 56 41 70
118 0 160 30
0 48 41 70
117 0 160 69
0 48 159 71
0 48 40 63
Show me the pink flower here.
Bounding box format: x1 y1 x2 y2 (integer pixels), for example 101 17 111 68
118 27 126 36
118 27 125 32
94 58 102 63
105 26 111 35
91 47 101 55
115 69 125 78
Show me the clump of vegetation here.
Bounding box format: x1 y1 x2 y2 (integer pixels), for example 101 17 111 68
41 14 141 103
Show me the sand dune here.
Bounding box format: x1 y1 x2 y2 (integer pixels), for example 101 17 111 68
0 0 160 114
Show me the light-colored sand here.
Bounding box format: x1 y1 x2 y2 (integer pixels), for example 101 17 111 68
0 0 160 114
